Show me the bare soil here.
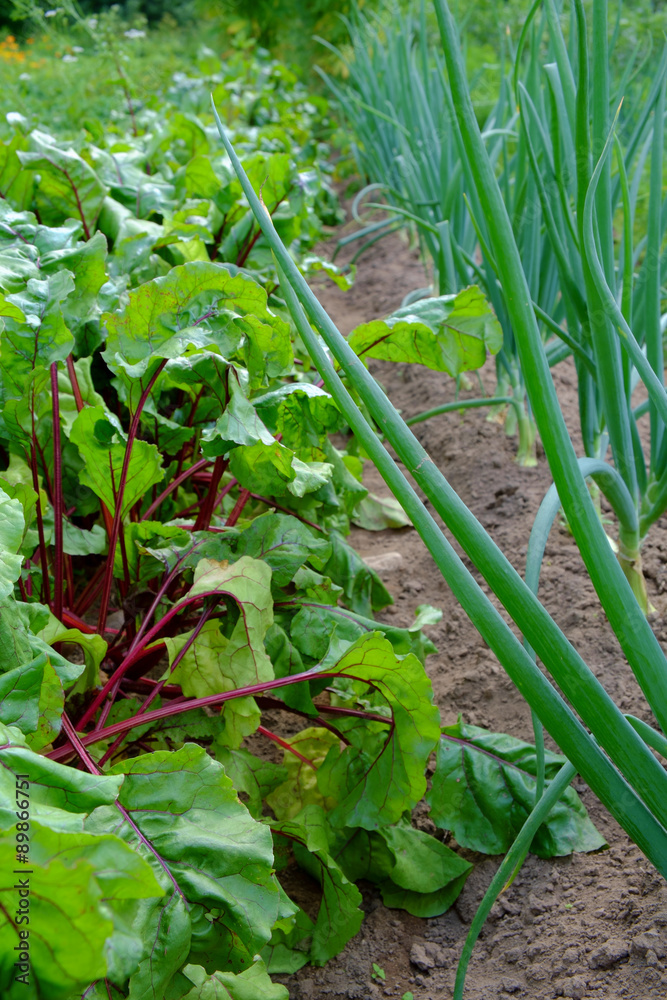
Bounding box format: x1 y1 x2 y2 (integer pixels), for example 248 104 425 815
277 222 667 999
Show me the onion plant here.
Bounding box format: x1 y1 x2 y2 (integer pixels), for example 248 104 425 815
324 1 667 495
317 3 541 465
464 0 666 614
214 0 667 982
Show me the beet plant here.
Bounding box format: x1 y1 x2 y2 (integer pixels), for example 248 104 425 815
0 28 613 1000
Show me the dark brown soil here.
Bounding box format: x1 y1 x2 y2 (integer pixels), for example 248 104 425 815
277 221 667 999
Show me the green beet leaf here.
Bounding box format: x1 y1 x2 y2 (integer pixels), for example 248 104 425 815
0 475 39 557
14 823 164 987
165 351 230 410
0 135 34 209
266 728 340 821
56 356 105 435
175 958 289 999
0 734 123 833
201 370 275 458
319 530 391 616
0 596 85 690
261 902 313 974
272 805 363 965
348 285 502 376
0 271 74 401
382 823 472 893
0 484 25 597
377 824 471 917
89 744 282 976
320 439 368 517
36 614 108 694
24 657 63 751
290 601 439 666
288 455 333 497
331 821 471 918
227 439 294 496
301 253 355 290
212 746 287 820
379 869 471 919
113 520 189 587
70 405 164 519
0 248 40 295
18 130 108 235
0 838 111 1000
426 720 605 857
253 382 342 451
352 492 413 530
317 634 441 829
236 512 331 587
168 557 274 746
264 622 317 715
0 652 44 734
103 260 291 398
127 892 191 1000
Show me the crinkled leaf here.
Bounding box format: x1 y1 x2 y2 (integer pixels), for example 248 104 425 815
266 728 340 821
102 260 291 393
264 622 316 714
0 835 111 1000
0 485 24 597
1 598 85 689
0 271 74 400
127 892 190 1000
41 230 108 340
14 820 165 986
348 285 502 376
352 492 412 530
0 368 49 444
202 370 274 458
62 520 107 556
0 476 38 556
89 744 282 974
165 350 229 409
426 720 605 857
273 806 363 965
70 405 164 519
177 959 289 999
288 455 333 497
302 253 355 290
18 130 108 234
291 601 438 666
321 530 391 615
212 746 287 820
321 438 368 516
0 135 34 209
37 615 107 694
114 520 189 586
169 557 274 747
317 634 441 829
261 902 313 974
227 439 294 495
236 512 331 587
254 383 342 451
